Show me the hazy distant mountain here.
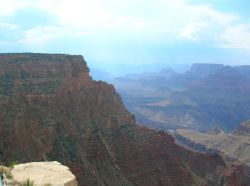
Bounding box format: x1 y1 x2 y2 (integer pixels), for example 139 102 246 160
113 63 250 132
235 65 250 79
186 63 224 78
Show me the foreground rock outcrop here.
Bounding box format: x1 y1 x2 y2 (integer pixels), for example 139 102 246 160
0 53 245 186
11 161 77 186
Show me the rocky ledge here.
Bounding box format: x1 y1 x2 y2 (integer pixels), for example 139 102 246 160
11 161 77 186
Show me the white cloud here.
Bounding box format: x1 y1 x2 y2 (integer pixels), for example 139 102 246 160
179 21 208 41
19 26 64 45
46 0 149 32
0 0 238 34
173 2 237 42
0 0 30 17
0 22 19 29
219 24 250 50
0 0 248 50
19 25 92 46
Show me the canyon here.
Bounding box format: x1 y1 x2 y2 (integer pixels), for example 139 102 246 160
0 53 245 185
112 63 250 132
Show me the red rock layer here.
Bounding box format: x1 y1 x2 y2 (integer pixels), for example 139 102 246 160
0 53 244 186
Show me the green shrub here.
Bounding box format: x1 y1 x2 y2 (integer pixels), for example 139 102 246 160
9 160 18 168
20 179 34 186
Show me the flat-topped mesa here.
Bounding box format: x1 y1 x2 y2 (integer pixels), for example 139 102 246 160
0 53 136 163
187 63 224 77
0 53 92 95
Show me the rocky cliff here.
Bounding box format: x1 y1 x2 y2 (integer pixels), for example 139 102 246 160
175 122 250 185
0 53 243 186
234 120 250 136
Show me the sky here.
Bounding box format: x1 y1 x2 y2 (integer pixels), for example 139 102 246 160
1 0 250 75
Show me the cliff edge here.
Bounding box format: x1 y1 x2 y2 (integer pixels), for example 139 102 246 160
10 161 77 186
0 53 244 186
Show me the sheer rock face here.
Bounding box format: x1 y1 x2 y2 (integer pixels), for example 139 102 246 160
0 53 242 186
175 127 250 185
11 161 77 186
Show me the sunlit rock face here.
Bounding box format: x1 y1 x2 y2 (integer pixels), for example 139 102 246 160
11 161 77 186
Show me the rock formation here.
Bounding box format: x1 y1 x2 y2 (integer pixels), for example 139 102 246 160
113 63 250 132
234 120 250 136
175 121 250 165
0 53 244 186
11 161 77 186
175 120 250 185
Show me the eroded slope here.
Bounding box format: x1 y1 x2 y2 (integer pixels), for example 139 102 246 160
0 53 243 186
